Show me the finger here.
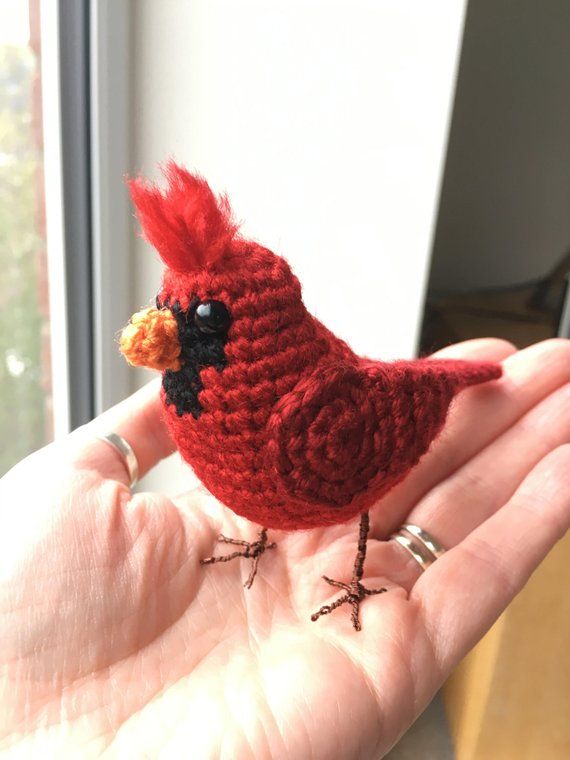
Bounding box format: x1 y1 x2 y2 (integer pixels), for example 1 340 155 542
402 380 570 550
429 336 517 361
413 444 570 673
69 378 175 485
369 338 516 535
371 338 570 536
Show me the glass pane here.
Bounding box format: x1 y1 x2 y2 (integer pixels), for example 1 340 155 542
0 0 51 475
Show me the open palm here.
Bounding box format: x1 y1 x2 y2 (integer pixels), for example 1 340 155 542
1 338 569 759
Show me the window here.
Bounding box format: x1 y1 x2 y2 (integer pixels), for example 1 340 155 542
0 0 51 475
0 0 132 477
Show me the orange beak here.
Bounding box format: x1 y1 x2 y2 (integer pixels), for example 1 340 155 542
120 307 182 372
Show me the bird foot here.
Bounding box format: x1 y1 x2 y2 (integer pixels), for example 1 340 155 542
311 575 387 631
200 528 276 589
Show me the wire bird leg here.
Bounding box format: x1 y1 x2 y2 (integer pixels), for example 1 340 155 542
200 528 276 589
311 512 387 631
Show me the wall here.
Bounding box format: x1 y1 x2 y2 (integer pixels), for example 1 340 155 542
429 0 570 293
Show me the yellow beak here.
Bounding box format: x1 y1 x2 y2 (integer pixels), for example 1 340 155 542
120 307 182 372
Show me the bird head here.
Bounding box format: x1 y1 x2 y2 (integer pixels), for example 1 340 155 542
120 162 306 414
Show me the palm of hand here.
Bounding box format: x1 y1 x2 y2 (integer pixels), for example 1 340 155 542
1 471 425 758
1 338 569 759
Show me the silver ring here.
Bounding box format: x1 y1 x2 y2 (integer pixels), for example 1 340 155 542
96 433 139 488
389 524 445 571
401 524 446 559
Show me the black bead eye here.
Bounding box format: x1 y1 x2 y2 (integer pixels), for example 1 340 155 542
194 300 231 334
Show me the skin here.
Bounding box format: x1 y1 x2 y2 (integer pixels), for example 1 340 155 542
1 337 569 759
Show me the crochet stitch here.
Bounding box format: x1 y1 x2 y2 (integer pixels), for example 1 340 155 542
159 298 229 419
120 307 181 372
120 162 502 630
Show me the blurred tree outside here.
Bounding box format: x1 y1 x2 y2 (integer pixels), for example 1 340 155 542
0 4 51 477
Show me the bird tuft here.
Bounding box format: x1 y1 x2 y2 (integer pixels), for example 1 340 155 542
128 161 239 272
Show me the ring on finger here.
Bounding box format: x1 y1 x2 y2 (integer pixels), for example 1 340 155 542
96 432 139 488
389 524 446 571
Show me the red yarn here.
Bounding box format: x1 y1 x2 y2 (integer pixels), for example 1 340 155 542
128 162 238 272
131 163 503 531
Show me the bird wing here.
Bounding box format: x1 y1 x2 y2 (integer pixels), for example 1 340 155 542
266 362 435 509
267 357 500 513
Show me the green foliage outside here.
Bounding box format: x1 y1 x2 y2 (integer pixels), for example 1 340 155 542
0 43 47 476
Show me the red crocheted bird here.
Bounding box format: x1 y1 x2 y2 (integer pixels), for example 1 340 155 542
120 162 502 630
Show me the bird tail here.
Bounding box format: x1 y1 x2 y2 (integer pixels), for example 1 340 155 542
420 358 502 390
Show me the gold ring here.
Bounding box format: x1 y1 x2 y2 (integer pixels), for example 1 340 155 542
96 433 139 488
390 524 445 571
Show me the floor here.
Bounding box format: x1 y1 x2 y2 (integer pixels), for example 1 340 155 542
385 695 454 760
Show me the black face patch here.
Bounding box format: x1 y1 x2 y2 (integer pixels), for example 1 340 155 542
158 296 229 418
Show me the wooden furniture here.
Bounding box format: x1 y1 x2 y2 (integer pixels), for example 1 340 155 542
444 531 570 759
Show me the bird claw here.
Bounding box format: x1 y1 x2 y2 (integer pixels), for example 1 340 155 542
311 576 387 631
200 528 276 588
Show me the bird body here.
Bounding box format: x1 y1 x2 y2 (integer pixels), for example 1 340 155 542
120 163 501 628
161 306 499 530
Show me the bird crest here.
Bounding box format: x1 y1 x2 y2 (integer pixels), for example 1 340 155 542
128 162 239 272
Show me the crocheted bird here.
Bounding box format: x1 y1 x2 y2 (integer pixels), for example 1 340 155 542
120 162 502 630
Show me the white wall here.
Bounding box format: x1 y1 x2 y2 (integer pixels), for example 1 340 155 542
128 0 467 493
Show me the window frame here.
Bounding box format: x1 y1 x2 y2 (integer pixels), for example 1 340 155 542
41 0 131 436
90 0 131 415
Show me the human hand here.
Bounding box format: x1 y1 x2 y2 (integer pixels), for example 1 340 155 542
1 338 569 758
